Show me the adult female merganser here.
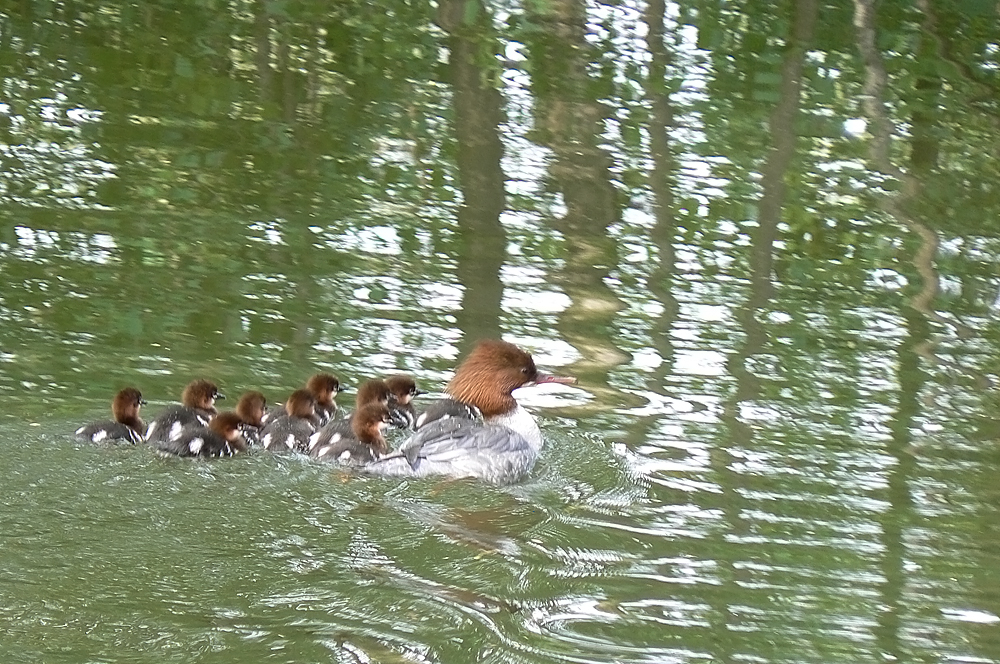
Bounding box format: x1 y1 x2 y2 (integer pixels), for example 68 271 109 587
308 379 394 454
262 373 342 427
75 387 147 444
151 411 247 457
145 379 225 443
260 388 317 453
364 339 575 484
384 374 423 430
235 390 267 446
312 402 392 465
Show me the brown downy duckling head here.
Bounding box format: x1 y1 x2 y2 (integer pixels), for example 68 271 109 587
112 387 145 420
306 373 341 408
285 388 316 419
355 379 391 409
384 374 423 405
208 411 247 451
236 390 267 428
182 379 225 413
350 402 391 455
112 387 146 432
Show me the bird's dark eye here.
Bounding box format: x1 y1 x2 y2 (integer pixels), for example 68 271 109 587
521 367 529 374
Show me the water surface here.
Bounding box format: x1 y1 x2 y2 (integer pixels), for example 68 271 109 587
3 1 1000 662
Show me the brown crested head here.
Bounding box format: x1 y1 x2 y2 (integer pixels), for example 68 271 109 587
182 379 224 413
350 402 391 452
112 387 146 432
384 374 422 405
446 340 538 418
306 373 341 407
285 388 316 419
355 379 391 409
236 390 267 428
208 411 247 450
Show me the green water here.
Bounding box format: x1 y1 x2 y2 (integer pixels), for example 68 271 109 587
3 1 1000 662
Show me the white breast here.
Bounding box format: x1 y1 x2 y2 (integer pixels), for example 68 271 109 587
488 405 542 452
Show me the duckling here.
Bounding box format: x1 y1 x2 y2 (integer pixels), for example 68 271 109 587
235 390 267 446
260 388 317 453
312 402 392 465
145 379 224 443
307 372 343 425
152 411 247 458
75 387 146 444
384 374 424 430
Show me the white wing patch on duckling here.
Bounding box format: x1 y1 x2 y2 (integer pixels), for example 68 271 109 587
285 434 296 449
145 422 157 440
92 430 108 443
188 438 204 455
339 450 351 462
169 421 184 441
